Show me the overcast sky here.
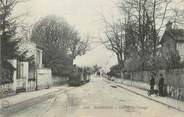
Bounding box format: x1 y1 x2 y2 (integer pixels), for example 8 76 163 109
14 0 120 70
14 0 184 70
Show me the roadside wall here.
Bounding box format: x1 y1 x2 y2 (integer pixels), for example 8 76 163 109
52 75 68 86
0 83 15 98
37 69 52 89
128 68 184 100
27 80 36 91
0 60 17 98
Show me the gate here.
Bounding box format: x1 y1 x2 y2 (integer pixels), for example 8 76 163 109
16 61 28 91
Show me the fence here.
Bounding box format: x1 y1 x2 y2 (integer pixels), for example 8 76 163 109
126 68 184 100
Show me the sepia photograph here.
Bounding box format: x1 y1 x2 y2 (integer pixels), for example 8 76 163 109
0 0 184 117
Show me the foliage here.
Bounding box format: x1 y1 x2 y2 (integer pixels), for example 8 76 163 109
119 0 184 71
0 0 19 62
92 65 101 73
31 15 89 76
108 64 121 78
1 61 15 84
137 52 181 71
43 45 73 76
31 15 89 60
165 52 181 69
0 0 31 81
102 19 125 70
68 32 89 59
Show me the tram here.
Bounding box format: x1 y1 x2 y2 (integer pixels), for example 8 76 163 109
68 67 91 86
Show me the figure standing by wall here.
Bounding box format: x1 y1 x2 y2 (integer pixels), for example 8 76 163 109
149 74 155 95
158 74 165 96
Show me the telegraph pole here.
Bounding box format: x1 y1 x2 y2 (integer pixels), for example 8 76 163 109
35 45 38 90
0 30 2 80
0 12 5 80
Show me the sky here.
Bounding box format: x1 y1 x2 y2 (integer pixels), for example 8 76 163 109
14 0 184 70
14 0 120 70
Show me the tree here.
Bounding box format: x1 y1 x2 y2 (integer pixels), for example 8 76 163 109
31 15 89 75
93 64 101 73
120 0 172 70
166 51 181 69
68 32 89 59
43 45 72 76
0 0 29 83
1 0 19 81
109 64 122 78
101 18 125 77
31 16 71 75
169 8 184 29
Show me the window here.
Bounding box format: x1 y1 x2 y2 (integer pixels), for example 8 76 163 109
176 43 184 61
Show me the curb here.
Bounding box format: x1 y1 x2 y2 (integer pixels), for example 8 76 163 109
0 87 71 116
105 79 184 113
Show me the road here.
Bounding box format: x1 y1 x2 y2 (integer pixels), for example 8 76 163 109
3 75 184 117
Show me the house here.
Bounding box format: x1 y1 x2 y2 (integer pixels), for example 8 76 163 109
160 21 184 61
16 42 52 91
0 40 53 96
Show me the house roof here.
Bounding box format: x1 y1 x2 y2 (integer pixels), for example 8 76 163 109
160 29 184 44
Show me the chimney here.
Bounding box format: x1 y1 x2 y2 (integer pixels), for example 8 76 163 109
166 21 172 30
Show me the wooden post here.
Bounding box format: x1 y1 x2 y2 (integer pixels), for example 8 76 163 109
35 61 38 90
0 31 2 80
131 72 133 86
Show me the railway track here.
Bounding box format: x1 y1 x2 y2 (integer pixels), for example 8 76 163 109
0 87 75 117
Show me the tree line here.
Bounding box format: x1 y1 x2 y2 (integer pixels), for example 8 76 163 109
0 0 89 82
0 0 30 83
31 15 89 76
102 0 184 73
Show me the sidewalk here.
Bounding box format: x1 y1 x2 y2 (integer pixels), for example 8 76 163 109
106 79 184 112
0 85 67 110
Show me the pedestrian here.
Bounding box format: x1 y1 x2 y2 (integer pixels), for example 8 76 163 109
149 74 155 95
158 74 164 96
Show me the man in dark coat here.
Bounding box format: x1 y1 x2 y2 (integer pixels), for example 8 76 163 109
149 74 155 95
158 74 164 96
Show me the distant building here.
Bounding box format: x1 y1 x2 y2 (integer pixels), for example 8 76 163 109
160 21 184 61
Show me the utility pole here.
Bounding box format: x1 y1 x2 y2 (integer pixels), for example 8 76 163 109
35 46 38 90
0 8 2 80
0 11 5 80
0 30 2 80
